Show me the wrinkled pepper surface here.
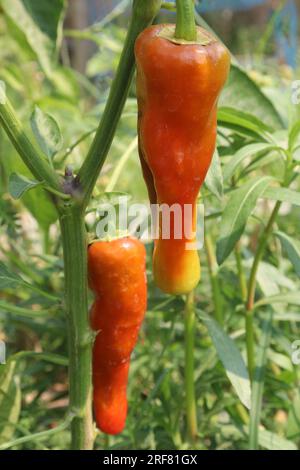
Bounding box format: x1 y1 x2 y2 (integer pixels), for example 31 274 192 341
135 25 230 294
88 237 147 435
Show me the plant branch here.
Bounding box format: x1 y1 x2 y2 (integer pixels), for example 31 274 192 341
0 96 61 192
59 206 94 449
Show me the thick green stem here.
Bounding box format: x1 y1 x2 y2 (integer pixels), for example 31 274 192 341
0 96 61 191
78 0 162 208
184 290 198 444
245 201 281 381
175 0 197 41
205 234 223 324
59 206 94 450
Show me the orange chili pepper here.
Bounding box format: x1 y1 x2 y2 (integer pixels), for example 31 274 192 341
135 25 230 294
88 237 147 435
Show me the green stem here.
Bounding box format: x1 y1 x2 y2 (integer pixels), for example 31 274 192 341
175 0 197 41
59 206 94 450
245 201 281 381
184 290 198 444
205 234 223 324
234 242 248 302
78 0 162 209
43 227 50 255
0 97 61 192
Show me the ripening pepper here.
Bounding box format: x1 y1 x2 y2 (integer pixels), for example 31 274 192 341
135 24 230 295
88 237 147 435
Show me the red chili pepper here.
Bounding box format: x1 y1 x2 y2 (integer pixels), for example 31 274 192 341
88 237 147 435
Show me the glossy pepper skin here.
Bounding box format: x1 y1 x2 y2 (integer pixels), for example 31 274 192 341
88 237 147 435
135 25 230 295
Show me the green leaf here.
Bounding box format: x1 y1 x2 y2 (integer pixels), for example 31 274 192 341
23 187 58 230
198 310 251 409
287 391 300 440
223 143 280 183
2 139 58 230
0 300 47 318
256 429 297 450
204 149 223 199
13 351 68 367
220 64 284 129
0 361 21 445
8 172 42 199
255 291 300 309
268 349 293 372
263 186 300 206
217 177 272 265
274 312 300 322
274 231 300 278
0 80 6 104
288 121 300 152
256 261 295 296
30 106 63 161
1 0 66 76
218 107 271 141
249 312 273 450
0 262 27 290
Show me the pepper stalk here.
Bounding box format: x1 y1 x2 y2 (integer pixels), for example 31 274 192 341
175 0 197 41
174 0 199 445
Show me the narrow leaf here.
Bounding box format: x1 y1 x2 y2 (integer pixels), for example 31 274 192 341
249 312 273 450
249 428 297 450
255 291 300 309
198 310 251 409
274 231 300 277
217 177 272 265
288 120 300 152
263 186 300 206
218 107 271 141
0 262 27 290
224 143 279 183
274 312 300 322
